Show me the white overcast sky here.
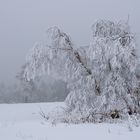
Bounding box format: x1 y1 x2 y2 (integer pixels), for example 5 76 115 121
0 0 140 84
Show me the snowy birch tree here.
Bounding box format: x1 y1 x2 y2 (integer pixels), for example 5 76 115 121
20 20 140 123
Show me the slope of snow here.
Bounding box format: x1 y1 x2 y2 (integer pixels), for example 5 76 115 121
0 102 140 140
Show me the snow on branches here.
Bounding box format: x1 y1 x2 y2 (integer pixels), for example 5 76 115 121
21 20 140 123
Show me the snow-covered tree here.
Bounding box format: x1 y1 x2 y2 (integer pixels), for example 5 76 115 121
20 21 140 123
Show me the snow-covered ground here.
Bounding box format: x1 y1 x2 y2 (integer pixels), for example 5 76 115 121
0 102 140 140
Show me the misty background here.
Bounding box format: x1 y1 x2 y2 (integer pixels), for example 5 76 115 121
0 0 140 84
